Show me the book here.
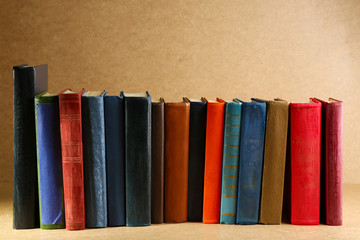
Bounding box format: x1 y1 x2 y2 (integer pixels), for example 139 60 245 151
34 92 64 229
164 98 190 223
313 98 343 226
220 100 242 224
235 99 266 224
82 91 107 228
122 91 152 226
13 64 47 229
104 93 126 226
259 99 289 224
59 88 86 230
203 98 225 224
185 98 207 222
151 98 165 224
290 99 321 225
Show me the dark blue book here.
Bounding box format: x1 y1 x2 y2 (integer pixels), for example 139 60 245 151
82 91 107 228
122 91 152 227
104 93 126 226
235 98 266 224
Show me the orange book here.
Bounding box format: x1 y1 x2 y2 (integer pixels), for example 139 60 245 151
203 98 226 223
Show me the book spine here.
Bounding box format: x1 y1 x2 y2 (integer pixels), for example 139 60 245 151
124 94 151 226
151 101 165 224
104 95 125 226
35 95 64 229
220 102 242 224
187 101 207 222
203 101 225 223
290 103 321 225
82 93 107 227
59 91 85 230
236 102 266 224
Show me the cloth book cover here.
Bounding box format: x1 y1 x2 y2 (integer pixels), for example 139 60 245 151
35 92 64 229
235 99 266 224
59 88 86 230
220 101 242 224
13 64 47 229
122 91 152 226
164 98 190 223
290 99 321 225
259 99 289 224
314 98 343 226
186 98 207 222
203 98 225 224
82 91 107 228
104 93 126 226
151 98 165 224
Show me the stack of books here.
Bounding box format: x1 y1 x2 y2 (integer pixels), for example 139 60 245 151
13 64 343 230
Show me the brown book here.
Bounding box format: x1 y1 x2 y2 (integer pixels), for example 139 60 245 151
151 98 165 224
259 99 289 224
164 99 190 223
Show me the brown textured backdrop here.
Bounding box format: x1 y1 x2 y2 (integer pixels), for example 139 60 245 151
0 0 359 183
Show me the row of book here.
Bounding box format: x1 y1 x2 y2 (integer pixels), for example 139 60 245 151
13 64 343 230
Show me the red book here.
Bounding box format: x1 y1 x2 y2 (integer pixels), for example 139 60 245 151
203 98 225 223
290 99 321 225
59 89 86 230
314 98 343 226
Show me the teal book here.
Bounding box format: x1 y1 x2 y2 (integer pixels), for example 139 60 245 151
220 101 242 224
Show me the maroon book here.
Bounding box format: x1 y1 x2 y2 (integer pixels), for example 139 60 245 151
59 89 86 230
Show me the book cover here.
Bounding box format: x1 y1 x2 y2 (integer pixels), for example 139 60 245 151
122 92 152 226
236 99 266 225
35 92 64 229
13 64 47 229
220 100 242 224
185 98 207 222
290 99 321 225
164 98 190 223
203 98 225 224
59 88 86 230
104 93 125 226
151 98 165 224
82 91 107 228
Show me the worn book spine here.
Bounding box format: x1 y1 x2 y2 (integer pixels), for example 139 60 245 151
35 93 64 229
290 101 321 225
59 88 86 230
13 64 47 229
259 100 289 224
187 99 207 222
164 100 190 223
123 92 152 226
151 99 165 224
220 101 242 224
82 91 107 228
236 101 266 224
104 94 125 226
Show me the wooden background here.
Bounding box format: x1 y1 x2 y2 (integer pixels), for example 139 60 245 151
1 0 359 183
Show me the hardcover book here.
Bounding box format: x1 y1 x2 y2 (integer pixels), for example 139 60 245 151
203 98 225 224
220 100 242 224
164 98 190 223
59 88 86 230
122 92 152 226
235 99 266 224
35 92 64 229
104 93 125 226
13 64 47 229
82 91 107 228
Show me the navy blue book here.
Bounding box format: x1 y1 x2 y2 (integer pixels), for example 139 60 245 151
35 92 64 229
82 91 107 228
122 92 152 226
235 98 266 224
104 93 126 226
